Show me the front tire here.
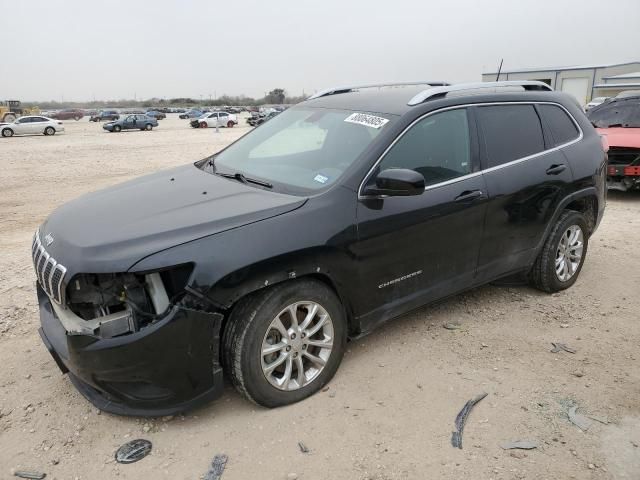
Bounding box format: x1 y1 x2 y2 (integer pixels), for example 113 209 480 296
2 128 14 137
113 125 122 132
529 210 589 293
223 279 346 407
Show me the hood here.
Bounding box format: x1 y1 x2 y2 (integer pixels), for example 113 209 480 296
596 127 640 149
40 164 306 274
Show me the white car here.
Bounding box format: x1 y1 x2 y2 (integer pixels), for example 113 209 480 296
194 111 238 128
584 97 609 111
1 116 65 137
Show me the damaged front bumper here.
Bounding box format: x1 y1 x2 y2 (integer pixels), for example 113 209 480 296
37 285 224 417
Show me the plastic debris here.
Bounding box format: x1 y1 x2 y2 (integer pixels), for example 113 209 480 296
568 406 592 431
204 454 228 480
500 440 539 450
298 442 310 453
13 472 46 480
451 392 488 449
115 439 152 464
443 323 461 330
550 342 576 354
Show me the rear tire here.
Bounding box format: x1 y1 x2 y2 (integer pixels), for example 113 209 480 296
74 116 81 121
223 279 346 407
44 126 55 136
227 120 234 128
145 124 153 131
2 128 14 137
529 210 589 293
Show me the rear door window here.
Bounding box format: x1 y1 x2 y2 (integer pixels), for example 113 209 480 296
538 104 580 146
477 105 545 168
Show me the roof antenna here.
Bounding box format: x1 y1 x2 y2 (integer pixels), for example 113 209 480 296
495 58 504 81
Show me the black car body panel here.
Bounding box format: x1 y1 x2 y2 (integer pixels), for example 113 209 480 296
41 164 306 274
34 85 606 415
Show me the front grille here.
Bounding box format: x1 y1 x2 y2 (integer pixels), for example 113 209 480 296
32 229 67 304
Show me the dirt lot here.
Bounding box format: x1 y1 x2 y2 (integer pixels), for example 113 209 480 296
0 115 639 480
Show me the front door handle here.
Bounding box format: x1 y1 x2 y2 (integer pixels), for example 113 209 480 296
455 190 484 202
546 164 567 175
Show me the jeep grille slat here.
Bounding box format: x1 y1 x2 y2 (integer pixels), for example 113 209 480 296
32 229 67 305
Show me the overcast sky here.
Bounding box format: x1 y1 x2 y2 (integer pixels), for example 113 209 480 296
2 0 639 102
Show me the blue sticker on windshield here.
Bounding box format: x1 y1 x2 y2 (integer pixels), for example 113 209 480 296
314 174 329 184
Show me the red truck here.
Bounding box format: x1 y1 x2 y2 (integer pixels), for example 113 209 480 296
588 95 640 191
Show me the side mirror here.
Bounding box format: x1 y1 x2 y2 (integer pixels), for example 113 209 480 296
363 168 425 197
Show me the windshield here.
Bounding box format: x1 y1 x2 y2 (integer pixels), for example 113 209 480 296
206 107 394 194
587 100 640 128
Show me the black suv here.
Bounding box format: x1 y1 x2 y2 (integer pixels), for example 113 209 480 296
34 81 606 416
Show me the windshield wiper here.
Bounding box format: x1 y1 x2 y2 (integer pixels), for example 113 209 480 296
216 171 273 188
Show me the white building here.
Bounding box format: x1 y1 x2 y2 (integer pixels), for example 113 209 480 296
482 61 640 105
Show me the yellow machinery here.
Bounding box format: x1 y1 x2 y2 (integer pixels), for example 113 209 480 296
0 100 40 122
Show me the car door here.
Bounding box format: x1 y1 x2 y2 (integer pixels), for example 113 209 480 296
354 107 488 330
474 103 576 281
123 115 136 130
30 117 46 134
219 112 229 126
14 117 33 134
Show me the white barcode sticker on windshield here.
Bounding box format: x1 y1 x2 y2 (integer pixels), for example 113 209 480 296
344 112 389 129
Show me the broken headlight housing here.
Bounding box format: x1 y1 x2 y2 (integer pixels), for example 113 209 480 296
64 264 194 338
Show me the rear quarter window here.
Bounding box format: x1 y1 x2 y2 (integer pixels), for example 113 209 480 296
538 104 579 146
477 104 545 168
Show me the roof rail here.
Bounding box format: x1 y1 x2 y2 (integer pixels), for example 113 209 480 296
307 81 451 100
407 81 553 106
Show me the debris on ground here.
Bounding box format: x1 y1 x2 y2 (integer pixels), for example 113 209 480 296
13 471 46 479
443 323 461 330
499 440 539 450
451 392 488 449
115 439 153 464
298 442 310 453
550 342 576 354
567 406 593 431
588 414 609 425
204 454 228 480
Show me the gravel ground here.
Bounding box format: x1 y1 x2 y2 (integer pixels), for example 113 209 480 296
0 115 639 480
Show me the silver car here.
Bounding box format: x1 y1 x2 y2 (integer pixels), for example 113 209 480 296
0 116 65 137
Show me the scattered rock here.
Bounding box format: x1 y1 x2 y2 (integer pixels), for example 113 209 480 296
298 441 309 453
286 474 298 480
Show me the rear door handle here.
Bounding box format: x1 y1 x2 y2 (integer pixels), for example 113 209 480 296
455 190 484 202
546 164 567 175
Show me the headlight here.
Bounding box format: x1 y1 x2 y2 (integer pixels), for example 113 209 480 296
65 264 194 338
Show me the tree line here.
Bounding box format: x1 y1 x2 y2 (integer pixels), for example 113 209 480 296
23 89 307 109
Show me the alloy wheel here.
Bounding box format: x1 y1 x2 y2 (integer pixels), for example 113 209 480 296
555 225 584 282
261 301 334 391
